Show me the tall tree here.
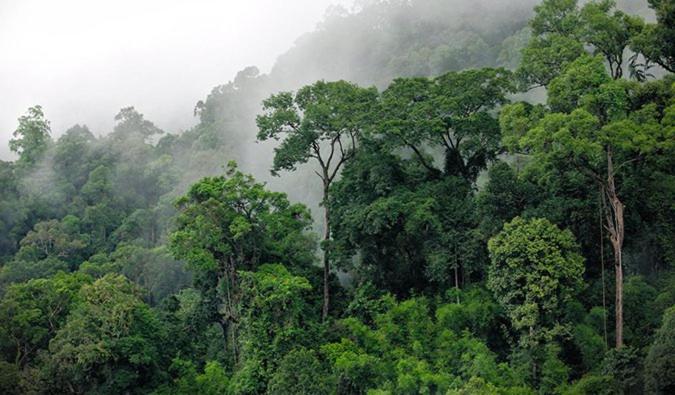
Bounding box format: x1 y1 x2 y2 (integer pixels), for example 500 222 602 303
578 0 643 80
631 0 675 73
517 0 584 88
111 106 163 143
327 68 512 295
487 217 584 385
377 68 514 182
9 106 51 168
231 264 313 393
488 217 584 343
501 55 674 347
170 163 315 360
518 0 643 87
507 0 672 349
256 80 377 319
45 274 165 394
0 273 90 369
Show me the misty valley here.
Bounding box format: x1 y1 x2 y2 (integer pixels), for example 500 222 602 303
1 0 674 394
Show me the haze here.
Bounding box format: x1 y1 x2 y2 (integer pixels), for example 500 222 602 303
0 0 351 160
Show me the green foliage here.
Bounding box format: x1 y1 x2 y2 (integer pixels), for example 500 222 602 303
0 361 20 395
0 257 70 288
519 0 645 85
109 244 190 305
488 217 584 344
232 264 313 394
630 0 675 73
15 218 87 266
321 296 527 394
53 125 97 189
436 287 503 342
376 68 514 181
562 374 615 395
171 163 314 275
156 358 230 395
267 348 332 395
623 276 660 348
644 306 675 394
329 141 484 295
540 344 570 394
518 0 584 87
446 376 499 395
257 80 376 178
196 361 230 395
578 1 643 79
44 274 166 393
601 346 643 394
518 34 584 89
547 55 612 113
477 161 535 237
572 323 606 371
0 272 91 367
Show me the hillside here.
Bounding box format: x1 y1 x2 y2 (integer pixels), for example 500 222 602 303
1 0 673 394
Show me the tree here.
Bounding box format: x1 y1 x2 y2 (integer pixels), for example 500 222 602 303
601 346 642 394
267 348 332 395
53 125 97 190
502 55 674 348
321 295 526 393
477 161 534 237
15 219 86 266
0 361 20 395
0 273 90 368
160 358 230 395
328 141 482 296
231 264 314 394
170 163 315 361
644 306 675 394
9 106 51 168
487 217 584 345
45 274 165 394
578 0 643 80
517 0 584 88
631 0 675 73
257 80 377 319
377 68 514 182
326 69 512 296
518 0 644 86
112 106 163 143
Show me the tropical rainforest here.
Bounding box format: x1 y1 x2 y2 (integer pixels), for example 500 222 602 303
1 0 674 394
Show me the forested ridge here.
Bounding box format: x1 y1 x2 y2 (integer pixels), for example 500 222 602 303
1 0 674 394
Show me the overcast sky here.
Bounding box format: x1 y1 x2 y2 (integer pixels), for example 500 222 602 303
0 0 352 160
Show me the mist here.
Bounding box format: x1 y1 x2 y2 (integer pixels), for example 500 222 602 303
0 0 352 160
1 0 652 161
1 0 654 229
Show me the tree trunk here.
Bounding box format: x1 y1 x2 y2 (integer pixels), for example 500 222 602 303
220 258 239 362
322 185 331 320
612 239 623 348
604 147 625 348
454 265 460 304
454 248 460 304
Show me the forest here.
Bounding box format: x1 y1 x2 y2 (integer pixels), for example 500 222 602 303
0 0 674 394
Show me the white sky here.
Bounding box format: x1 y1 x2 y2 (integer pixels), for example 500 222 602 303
0 0 351 160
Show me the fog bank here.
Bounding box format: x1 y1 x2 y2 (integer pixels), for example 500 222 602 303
0 0 351 159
